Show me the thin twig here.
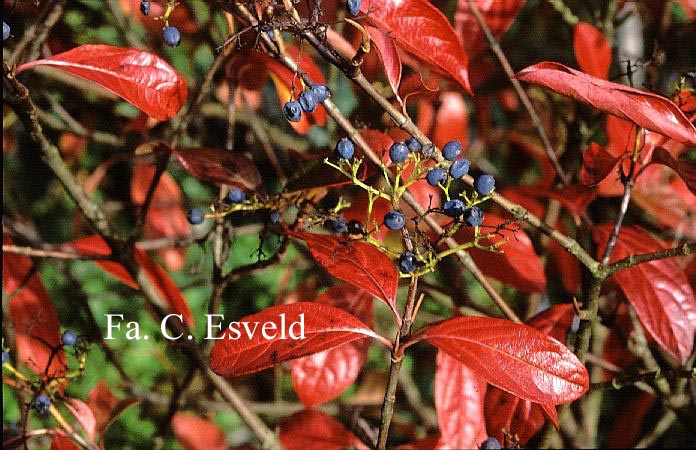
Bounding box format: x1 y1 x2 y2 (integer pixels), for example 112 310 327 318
590 369 695 391
2 244 109 260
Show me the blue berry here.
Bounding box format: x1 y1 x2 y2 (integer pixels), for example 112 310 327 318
398 252 418 273
3 22 10 41
2 351 8 364
309 84 331 102
62 330 78 347
463 206 484 227
270 210 281 224
347 220 365 236
325 217 348 234
226 188 246 204
163 26 181 47
347 0 361 15
475 174 495 196
480 437 502 450
34 394 51 415
283 101 302 122
442 141 462 161
335 138 355 161
299 90 318 112
443 199 466 217
389 142 409 164
383 211 405 230
449 158 470 179
405 136 422 153
140 1 150 16
187 208 205 225
426 168 447 187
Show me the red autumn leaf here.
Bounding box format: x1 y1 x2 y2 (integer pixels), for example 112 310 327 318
435 351 487 449
366 25 402 98
432 91 469 150
650 147 696 196
64 235 137 288
573 22 611 79
50 436 81 450
87 380 139 438
279 410 368 450
603 391 656 448
16 45 187 121
416 316 589 405
455 212 547 293
65 399 97 442
209 302 382 378
593 225 696 362
291 285 374 407
172 147 263 191
580 142 620 186
3 235 65 377
172 414 227 450
289 231 400 319
455 0 526 58
360 0 472 94
548 224 582 294
516 62 696 145
516 185 597 223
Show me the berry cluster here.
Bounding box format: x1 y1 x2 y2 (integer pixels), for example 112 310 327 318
283 84 330 122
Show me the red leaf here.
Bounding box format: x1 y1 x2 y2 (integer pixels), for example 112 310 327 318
455 213 547 293
516 62 696 145
87 380 139 438
604 391 656 448
64 235 137 288
516 185 597 223
209 302 381 378
650 147 696 196
366 25 402 98
50 436 81 450
573 22 611 79
289 231 400 319
632 169 696 238
65 399 97 442
529 304 576 341
432 91 469 150
3 235 65 377
279 410 368 450
17 45 187 121
172 147 263 191
580 142 619 186
455 0 525 58
291 285 374 406
593 225 696 362
360 0 471 94
435 351 487 449
172 414 227 450
417 316 589 404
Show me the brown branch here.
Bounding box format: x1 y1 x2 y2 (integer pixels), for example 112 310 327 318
2 244 109 261
590 369 695 391
603 241 695 277
8 0 67 66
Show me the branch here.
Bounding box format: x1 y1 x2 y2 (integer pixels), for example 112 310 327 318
603 241 695 276
590 369 695 391
2 244 109 261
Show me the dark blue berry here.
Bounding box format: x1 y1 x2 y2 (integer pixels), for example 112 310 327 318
325 217 348 234
34 394 51 415
309 84 331 102
283 101 302 122
3 22 10 41
383 211 405 230
389 142 409 164
347 220 365 236
163 26 181 47
443 199 466 217
187 208 205 225
226 188 246 204
405 136 422 153
270 210 281 224
347 0 361 16
398 252 418 273
449 158 470 179
475 174 495 196
140 1 150 16
299 90 318 112
62 330 78 347
426 168 447 187
480 437 502 450
335 138 355 161
442 141 462 161
463 206 484 227
2 351 8 364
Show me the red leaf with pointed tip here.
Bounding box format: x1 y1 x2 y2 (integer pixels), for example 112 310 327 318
64 235 137 288
291 285 374 407
3 235 65 377
516 62 696 145
435 351 487 449
580 142 620 186
87 380 140 438
279 410 368 450
172 414 227 450
417 316 589 405
432 91 468 150
366 25 402 98
289 231 400 319
573 22 611 79
17 45 187 121
593 225 696 362
455 0 525 58
360 0 471 94
455 213 547 293
209 302 381 378
65 399 97 442
650 147 696 196
50 436 81 450
171 147 263 191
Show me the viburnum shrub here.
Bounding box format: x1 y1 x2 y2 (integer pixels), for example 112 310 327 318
2 1 695 449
